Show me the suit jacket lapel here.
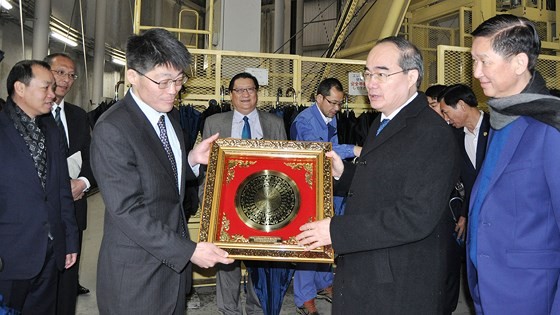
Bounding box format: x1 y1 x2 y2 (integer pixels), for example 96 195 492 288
124 93 178 192
476 113 490 170
484 118 528 197
360 95 423 157
0 111 44 192
169 112 186 198
223 112 233 137
258 111 270 139
64 103 77 156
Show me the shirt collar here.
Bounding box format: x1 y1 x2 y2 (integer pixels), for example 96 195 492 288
380 92 418 121
464 110 484 136
314 103 332 124
233 109 258 122
52 99 66 113
130 88 168 126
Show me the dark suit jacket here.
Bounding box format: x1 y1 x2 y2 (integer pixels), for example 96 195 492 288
0 98 79 280
64 102 96 231
457 112 490 217
91 92 197 314
330 93 461 314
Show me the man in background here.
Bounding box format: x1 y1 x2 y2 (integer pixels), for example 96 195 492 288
45 52 96 315
91 28 233 315
438 83 490 313
202 72 287 315
425 84 447 117
290 77 360 314
0 60 78 314
296 36 460 314
439 83 489 244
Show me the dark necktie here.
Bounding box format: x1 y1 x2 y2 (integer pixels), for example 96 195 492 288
157 115 178 186
157 115 186 238
54 107 68 148
376 118 390 136
242 116 251 139
327 122 337 141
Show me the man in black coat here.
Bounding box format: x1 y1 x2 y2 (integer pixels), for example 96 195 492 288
0 60 79 314
296 36 461 314
45 53 96 315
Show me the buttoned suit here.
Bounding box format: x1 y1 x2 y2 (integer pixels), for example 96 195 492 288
0 98 79 312
330 93 461 314
56 102 96 314
467 115 560 314
91 92 197 315
202 110 286 315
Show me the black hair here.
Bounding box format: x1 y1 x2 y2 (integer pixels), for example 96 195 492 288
6 60 51 97
425 84 447 99
438 84 478 108
316 78 344 97
472 14 540 72
126 28 191 73
228 72 259 92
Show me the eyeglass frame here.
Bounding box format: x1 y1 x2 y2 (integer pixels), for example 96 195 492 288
51 69 78 81
231 87 257 95
322 96 344 107
133 69 188 89
362 69 411 83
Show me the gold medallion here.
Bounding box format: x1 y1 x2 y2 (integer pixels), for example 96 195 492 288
235 170 300 232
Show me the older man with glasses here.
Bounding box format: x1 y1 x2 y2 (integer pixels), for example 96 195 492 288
296 36 461 314
201 72 288 315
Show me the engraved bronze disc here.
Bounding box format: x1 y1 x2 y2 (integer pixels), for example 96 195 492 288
235 170 300 232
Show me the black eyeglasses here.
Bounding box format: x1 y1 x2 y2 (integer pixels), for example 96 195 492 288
134 69 187 89
51 70 78 80
231 87 257 95
324 97 344 106
362 69 409 83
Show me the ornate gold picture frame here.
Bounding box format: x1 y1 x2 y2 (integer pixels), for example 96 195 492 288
198 138 334 263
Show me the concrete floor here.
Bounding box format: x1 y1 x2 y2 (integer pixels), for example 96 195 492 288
76 192 475 315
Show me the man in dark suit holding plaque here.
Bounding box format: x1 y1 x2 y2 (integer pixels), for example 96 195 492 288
91 28 233 315
296 36 461 314
202 72 286 315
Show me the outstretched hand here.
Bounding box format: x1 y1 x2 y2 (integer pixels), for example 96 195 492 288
188 133 219 166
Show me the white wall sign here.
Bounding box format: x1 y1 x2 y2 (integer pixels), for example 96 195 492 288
245 68 269 86
348 72 367 96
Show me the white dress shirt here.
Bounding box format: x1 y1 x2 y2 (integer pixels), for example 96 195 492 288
231 109 263 139
131 89 193 189
464 110 484 168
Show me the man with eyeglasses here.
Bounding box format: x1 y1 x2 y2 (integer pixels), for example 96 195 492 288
44 52 96 315
296 36 460 314
202 72 287 315
90 28 233 315
290 78 361 314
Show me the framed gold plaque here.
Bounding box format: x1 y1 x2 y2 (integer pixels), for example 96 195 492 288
198 139 334 263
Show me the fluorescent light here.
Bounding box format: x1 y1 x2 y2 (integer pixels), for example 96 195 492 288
0 0 12 10
50 31 78 47
111 57 126 66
